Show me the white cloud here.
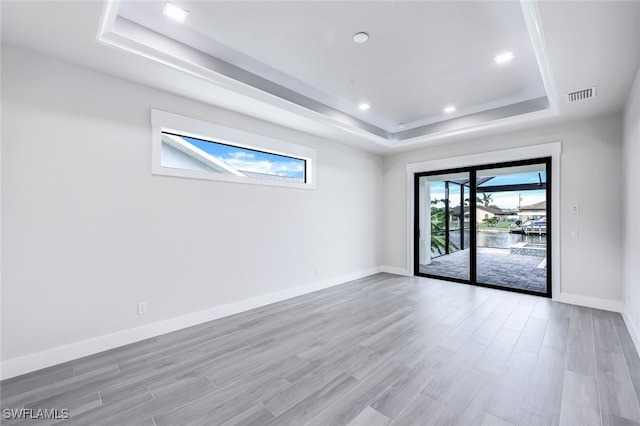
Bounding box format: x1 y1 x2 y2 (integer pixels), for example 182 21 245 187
227 151 255 160
215 151 304 176
491 191 545 209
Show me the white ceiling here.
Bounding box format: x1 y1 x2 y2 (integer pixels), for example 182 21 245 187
118 1 547 133
2 1 640 154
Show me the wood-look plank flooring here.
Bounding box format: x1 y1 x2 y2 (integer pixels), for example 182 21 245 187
2 273 640 425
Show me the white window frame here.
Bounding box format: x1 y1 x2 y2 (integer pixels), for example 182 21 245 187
151 109 316 189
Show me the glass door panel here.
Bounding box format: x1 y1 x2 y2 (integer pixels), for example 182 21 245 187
415 158 552 297
475 161 550 295
416 171 471 282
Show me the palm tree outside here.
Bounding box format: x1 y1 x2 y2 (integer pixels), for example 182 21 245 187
477 192 493 207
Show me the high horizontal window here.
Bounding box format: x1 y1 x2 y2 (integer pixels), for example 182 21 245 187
151 110 316 189
161 132 307 183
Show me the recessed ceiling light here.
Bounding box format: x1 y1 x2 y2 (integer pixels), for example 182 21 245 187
358 103 371 111
163 2 189 22
398 123 406 129
353 32 369 43
443 105 456 113
494 51 514 64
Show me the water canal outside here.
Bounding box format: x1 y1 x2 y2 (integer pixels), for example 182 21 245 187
432 229 546 257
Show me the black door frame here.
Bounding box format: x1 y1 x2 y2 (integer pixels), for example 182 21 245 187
414 157 552 298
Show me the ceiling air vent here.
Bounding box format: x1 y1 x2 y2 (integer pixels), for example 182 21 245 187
567 86 596 102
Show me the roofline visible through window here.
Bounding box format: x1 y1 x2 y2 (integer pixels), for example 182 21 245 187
151 109 317 190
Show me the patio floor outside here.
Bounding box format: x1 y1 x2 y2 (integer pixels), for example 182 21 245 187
419 247 547 294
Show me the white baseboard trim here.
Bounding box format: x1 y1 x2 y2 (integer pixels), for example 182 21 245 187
621 308 640 356
554 292 623 312
0 267 383 380
555 293 640 355
379 265 411 276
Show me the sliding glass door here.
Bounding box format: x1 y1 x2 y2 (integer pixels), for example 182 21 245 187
475 162 549 294
416 170 471 282
415 158 551 297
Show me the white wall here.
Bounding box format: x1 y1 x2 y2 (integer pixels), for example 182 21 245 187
1 43 634 377
383 114 624 306
0 46 383 373
623 67 640 349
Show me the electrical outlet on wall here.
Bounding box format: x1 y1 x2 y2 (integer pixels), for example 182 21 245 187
137 302 148 315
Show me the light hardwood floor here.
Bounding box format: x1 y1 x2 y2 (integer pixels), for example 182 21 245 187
2 273 639 425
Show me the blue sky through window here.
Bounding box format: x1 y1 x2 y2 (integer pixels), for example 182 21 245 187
184 136 305 181
428 172 546 209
